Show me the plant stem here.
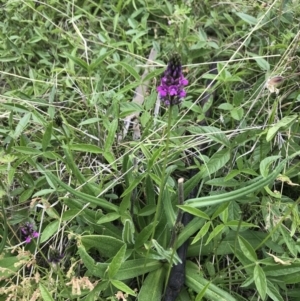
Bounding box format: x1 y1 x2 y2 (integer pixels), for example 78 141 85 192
150 105 173 241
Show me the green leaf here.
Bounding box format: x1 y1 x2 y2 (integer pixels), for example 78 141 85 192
264 263 300 277
19 187 34 203
206 177 239 187
2 103 30 113
280 226 297 257
226 220 257 231
103 151 117 170
78 118 101 126
233 90 244 106
39 283 55 301
266 115 297 142
63 146 98 196
187 126 231 148
37 163 118 212
236 12 258 25
238 235 257 262
12 113 31 139
119 102 143 118
0 255 29 279
33 189 56 197
117 259 162 280
218 103 233 110
135 222 156 249
185 159 287 208
252 55 270 71
145 175 156 206
186 261 238 301
62 209 81 221
141 66 163 82
211 202 229 219
0 56 20 62
266 280 284 301
67 143 103 153
205 224 225 245
113 13 119 32
42 123 52 152
80 235 125 258
89 50 113 71
117 82 139 95
151 240 181 264
254 264 267 300
178 206 210 220
192 221 211 244
111 279 137 296
200 148 231 178
66 54 89 71
104 119 118 152
78 244 107 277
97 212 120 225
230 107 244 121
138 268 165 301
195 282 211 301
108 244 126 279
40 220 59 243
119 193 131 215
120 174 146 198
119 61 140 80
13 146 42 155
122 219 135 245
259 155 281 177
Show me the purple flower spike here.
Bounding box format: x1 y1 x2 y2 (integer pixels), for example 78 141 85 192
157 54 188 106
21 222 39 244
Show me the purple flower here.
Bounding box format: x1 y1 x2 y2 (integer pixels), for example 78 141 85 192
157 54 188 106
21 222 39 244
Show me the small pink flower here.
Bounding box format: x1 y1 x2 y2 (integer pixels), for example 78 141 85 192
33 231 39 238
21 222 39 244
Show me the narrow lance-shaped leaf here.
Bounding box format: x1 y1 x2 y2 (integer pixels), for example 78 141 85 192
238 235 257 262
119 61 140 80
260 155 281 178
110 279 136 296
104 119 118 152
254 264 267 300
42 122 52 152
39 283 55 301
205 224 225 245
12 113 31 139
138 268 165 301
187 125 231 147
186 261 238 301
192 221 211 245
266 115 297 142
40 220 59 244
185 159 287 208
108 244 127 279
36 163 118 212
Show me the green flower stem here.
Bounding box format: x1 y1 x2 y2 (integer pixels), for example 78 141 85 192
168 178 184 248
150 105 173 241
